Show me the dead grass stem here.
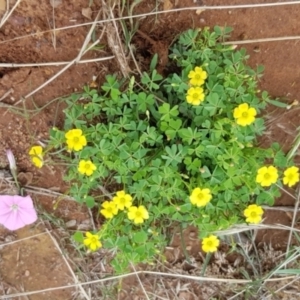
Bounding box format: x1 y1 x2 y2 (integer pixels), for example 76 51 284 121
0 0 21 28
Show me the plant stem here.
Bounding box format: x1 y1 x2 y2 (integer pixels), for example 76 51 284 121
179 223 192 264
201 252 212 276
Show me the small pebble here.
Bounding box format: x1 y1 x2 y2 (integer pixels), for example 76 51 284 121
65 220 76 228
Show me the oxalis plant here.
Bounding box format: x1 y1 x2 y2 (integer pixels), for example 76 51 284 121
32 26 299 272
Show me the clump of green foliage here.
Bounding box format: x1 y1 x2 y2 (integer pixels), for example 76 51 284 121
49 26 293 272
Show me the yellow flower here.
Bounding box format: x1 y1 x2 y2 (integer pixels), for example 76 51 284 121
83 232 102 251
127 205 149 224
202 235 220 253
189 187 212 207
78 160 96 176
186 87 205 105
256 166 278 187
113 190 133 210
244 204 264 224
188 66 207 86
100 201 118 219
283 166 299 187
65 129 87 151
233 103 257 126
29 146 44 168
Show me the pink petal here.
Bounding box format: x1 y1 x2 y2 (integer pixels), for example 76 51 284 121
0 201 13 215
1 210 20 231
0 211 12 225
17 207 38 225
0 195 38 231
14 195 35 209
0 195 15 206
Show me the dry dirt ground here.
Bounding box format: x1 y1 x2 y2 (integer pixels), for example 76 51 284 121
0 0 300 299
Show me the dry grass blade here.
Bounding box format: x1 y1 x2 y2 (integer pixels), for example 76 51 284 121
0 0 21 28
0 57 114 68
222 35 300 45
102 0 130 77
286 188 300 255
0 269 298 299
11 53 113 108
213 223 300 236
265 275 300 299
76 9 102 62
2 4 300 47
8 7 111 109
0 232 48 248
45 229 90 300
130 262 150 300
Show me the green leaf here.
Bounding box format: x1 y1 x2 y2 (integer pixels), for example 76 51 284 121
85 196 95 208
150 54 158 72
73 231 84 243
133 231 148 244
275 269 300 275
200 166 212 178
265 98 288 108
136 92 155 112
159 103 179 121
256 191 275 206
169 118 182 130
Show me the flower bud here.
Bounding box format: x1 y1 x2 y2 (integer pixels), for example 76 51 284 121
6 149 16 171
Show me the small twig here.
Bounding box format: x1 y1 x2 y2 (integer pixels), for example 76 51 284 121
76 9 102 62
0 0 21 28
265 275 300 299
0 0 9 27
287 132 300 161
46 229 90 300
0 88 13 101
286 187 300 256
1 1 300 47
25 185 76 200
262 205 300 212
88 208 96 231
223 36 300 45
10 8 111 109
213 223 300 236
276 183 297 200
128 44 142 76
136 29 156 45
0 56 112 68
98 185 113 199
0 270 298 299
52 3 56 50
0 231 48 248
102 0 130 77
10 53 113 108
130 263 150 300
46 9 56 50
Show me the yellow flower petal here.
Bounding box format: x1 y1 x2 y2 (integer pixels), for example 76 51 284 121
190 187 212 207
65 129 87 151
78 160 96 176
83 232 102 251
127 206 149 224
256 166 278 187
186 87 205 105
233 103 257 126
201 235 220 253
100 201 118 219
244 204 264 224
283 166 299 187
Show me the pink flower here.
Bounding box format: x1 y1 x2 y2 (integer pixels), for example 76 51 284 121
6 149 16 171
0 195 38 231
